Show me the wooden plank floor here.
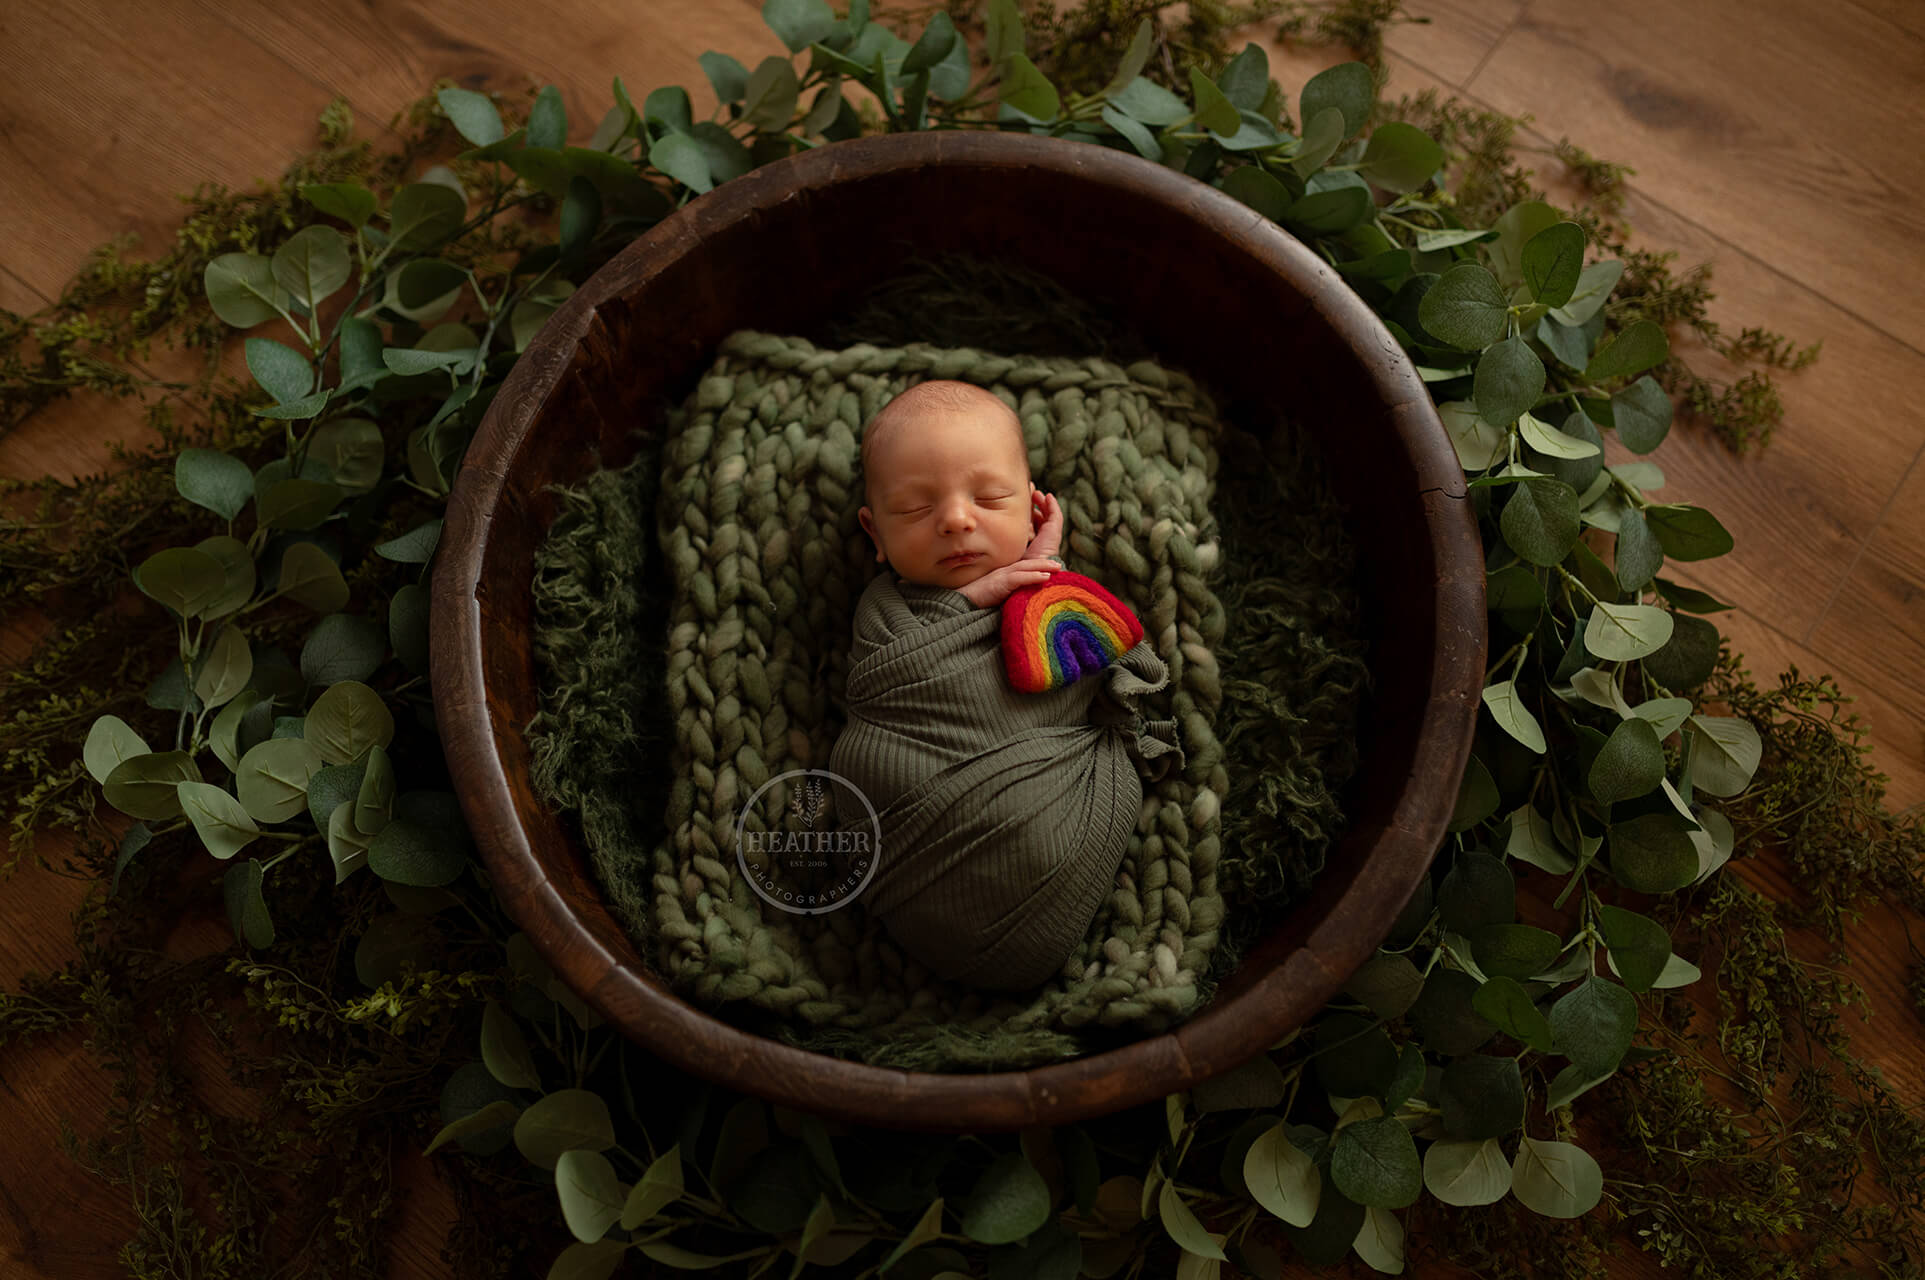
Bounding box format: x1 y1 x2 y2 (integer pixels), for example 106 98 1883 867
2 2 1921 1277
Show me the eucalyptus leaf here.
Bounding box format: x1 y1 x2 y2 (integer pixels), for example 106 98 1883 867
1408 969 1497 1056
1449 753 1499 833
84 715 151 785
699 51 751 104
1690 805 1735 884
1418 264 1507 350
764 0 837 52
623 1144 686 1229
271 226 350 313
259 477 342 531
1292 106 1346 176
438 87 506 146
136 546 228 619
1299 61 1373 139
1549 977 1637 1076
235 737 324 824
1002 54 1061 122
478 998 541 1092
388 182 467 250
425 1098 520 1157
1644 613 1722 691
1644 504 1734 561
1469 923 1562 980
222 858 275 949
1585 602 1674 661
1159 1181 1228 1260
1470 975 1554 1052
1488 201 1559 290
192 626 252 710
1108 75 1189 126
1614 506 1665 591
307 757 366 838
1588 717 1666 805
1655 576 1733 614
301 614 387 686
1178 65 1239 136
1550 258 1624 326
1501 477 1580 567
1506 805 1574 873
1288 1180 1365 1267
744 56 800 132
1329 1116 1421 1209
1511 1137 1604 1218
368 819 467 888
1611 376 1673 453
1687 714 1762 796
178 780 262 860
1481 680 1545 753
1609 811 1699 892
1243 1122 1319 1227
277 541 349 613
960 1152 1050 1245
1438 401 1506 471
1193 1053 1287 1112
177 448 257 521
1520 221 1585 308
651 132 712 193
1352 1204 1404 1276
515 1089 617 1171
353 742 396 837
1439 1055 1526 1139
1344 952 1424 1021
204 252 287 328
1598 905 1672 994
1584 320 1669 382
1515 411 1596 462
554 1148 626 1246
527 85 567 150
1360 121 1443 193
1423 1138 1512 1207
1473 336 1546 428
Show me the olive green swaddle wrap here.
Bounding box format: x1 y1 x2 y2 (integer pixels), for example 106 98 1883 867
830 572 1185 991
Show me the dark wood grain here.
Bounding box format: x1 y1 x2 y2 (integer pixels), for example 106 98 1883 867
0 0 350 302
432 130 1486 1132
1466 0 1925 353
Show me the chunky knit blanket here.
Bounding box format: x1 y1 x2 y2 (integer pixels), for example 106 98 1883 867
533 330 1235 1070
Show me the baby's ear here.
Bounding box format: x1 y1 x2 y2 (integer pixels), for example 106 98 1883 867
857 506 885 561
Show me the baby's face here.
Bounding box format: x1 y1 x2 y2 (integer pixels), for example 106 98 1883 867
858 402 1035 591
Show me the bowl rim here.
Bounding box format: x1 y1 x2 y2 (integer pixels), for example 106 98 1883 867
431 129 1484 1131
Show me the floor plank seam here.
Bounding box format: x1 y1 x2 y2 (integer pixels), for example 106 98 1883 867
1460 1 1533 95
1839 0 1925 45
1801 438 1925 647
1 266 55 312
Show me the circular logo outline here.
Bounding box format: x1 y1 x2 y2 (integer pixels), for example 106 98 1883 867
733 767 881 916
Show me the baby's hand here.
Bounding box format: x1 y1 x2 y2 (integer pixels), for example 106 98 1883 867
1026 490 1064 561
956 557 1060 610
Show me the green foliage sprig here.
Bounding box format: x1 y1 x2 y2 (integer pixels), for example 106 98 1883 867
4 1 1918 1278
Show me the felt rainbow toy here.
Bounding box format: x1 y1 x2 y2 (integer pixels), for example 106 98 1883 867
1001 570 1145 693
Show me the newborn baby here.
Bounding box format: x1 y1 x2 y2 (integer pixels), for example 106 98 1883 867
828 380 1184 991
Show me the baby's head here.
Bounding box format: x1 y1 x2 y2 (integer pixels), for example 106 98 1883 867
858 381 1036 590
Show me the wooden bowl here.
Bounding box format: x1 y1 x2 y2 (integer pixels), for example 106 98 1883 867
432 131 1484 1133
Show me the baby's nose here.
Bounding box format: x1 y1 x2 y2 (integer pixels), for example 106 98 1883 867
938 500 975 531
